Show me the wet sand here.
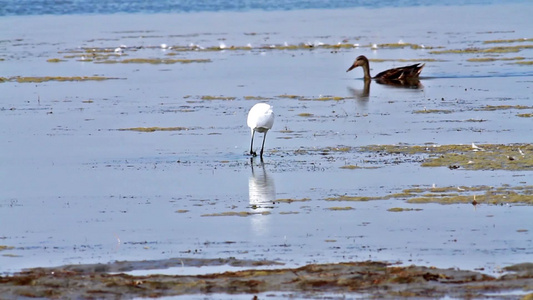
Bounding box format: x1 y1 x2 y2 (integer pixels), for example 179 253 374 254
1 2 532 299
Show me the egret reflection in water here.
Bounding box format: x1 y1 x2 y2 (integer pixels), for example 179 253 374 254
248 158 276 235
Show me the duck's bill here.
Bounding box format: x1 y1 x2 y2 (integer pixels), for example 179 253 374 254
346 64 357 72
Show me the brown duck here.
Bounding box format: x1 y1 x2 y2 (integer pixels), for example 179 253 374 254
346 55 424 86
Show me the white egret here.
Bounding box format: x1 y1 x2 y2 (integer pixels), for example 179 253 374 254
247 103 274 158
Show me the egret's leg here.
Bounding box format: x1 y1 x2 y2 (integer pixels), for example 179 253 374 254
260 131 268 158
250 130 256 156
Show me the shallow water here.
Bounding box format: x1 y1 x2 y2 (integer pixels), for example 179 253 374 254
1 3 532 278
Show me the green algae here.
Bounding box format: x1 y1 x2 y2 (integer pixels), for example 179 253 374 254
328 184 533 205
4 76 119 83
292 145 355 156
0 246 14 251
438 144 530 171
276 198 311 203
200 95 236 101
118 127 190 132
413 109 453 114
2 254 21 258
476 105 532 111
326 195 382 202
406 185 533 205
517 113 533 118
387 208 423 212
95 58 211 64
297 113 314 117
327 206 354 211
201 211 271 217
46 58 66 63
339 165 362 169
360 143 533 171
310 96 349 101
483 38 533 44
407 194 532 205
178 94 356 102
83 47 117 53
370 58 441 63
59 49 124 61
467 57 525 62
514 61 533 65
375 43 433 50
244 96 271 100
324 146 353 152
277 94 302 99
277 94 353 101
430 45 533 54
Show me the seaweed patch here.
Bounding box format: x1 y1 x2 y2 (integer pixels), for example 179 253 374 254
201 211 271 217
327 184 533 205
95 58 211 64
0 261 531 298
413 109 454 114
359 143 533 171
3 76 121 83
118 127 191 132
430 45 533 54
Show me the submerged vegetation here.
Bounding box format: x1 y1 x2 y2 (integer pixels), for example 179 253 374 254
200 95 236 101
483 38 533 44
413 109 453 114
517 113 533 118
327 184 533 205
514 60 533 65
118 127 191 132
359 143 533 171
286 143 532 172
46 58 66 63
0 76 120 83
95 58 211 64
201 211 270 217
467 56 525 62
387 207 423 212
429 45 533 54
46 40 438 67
476 105 532 111
326 206 354 211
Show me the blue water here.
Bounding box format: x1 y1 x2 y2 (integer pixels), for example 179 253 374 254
0 0 528 16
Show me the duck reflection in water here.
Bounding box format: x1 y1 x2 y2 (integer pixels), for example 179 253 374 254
248 157 276 235
348 78 371 102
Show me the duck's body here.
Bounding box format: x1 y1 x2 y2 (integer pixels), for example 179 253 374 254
247 103 274 158
347 55 424 85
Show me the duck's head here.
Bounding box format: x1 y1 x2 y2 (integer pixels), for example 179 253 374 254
346 55 369 72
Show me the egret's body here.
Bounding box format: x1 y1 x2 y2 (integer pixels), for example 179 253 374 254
247 103 274 158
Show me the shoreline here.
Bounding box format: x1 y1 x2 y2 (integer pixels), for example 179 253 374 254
1 259 531 299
